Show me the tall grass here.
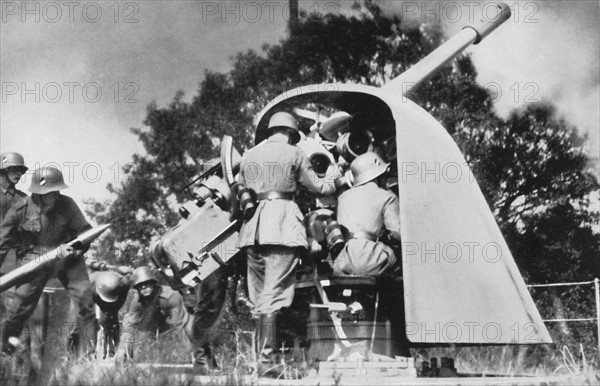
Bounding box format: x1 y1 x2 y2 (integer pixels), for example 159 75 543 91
414 345 599 384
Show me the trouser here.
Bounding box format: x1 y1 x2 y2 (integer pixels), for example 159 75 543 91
333 239 401 277
98 309 120 358
190 264 230 370
2 253 97 359
245 245 300 316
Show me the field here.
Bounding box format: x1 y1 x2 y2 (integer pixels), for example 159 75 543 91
2 329 598 386
2 278 599 386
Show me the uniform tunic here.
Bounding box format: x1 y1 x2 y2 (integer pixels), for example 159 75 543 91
123 285 188 335
238 136 336 315
0 195 96 357
0 179 27 218
120 285 191 359
335 182 401 277
0 179 27 273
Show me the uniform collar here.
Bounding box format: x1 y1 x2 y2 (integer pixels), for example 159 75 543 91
357 181 377 189
0 178 16 196
267 133 291 144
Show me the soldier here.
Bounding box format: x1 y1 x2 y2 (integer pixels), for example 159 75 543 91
88 270 131 358
0 152 28 273
0 152 29 363
333 151 401 277
333 151 411 357
117 266 190 360
0 166 97 359
237 111 338 361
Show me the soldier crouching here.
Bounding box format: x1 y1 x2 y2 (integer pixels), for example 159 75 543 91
115 266 194 363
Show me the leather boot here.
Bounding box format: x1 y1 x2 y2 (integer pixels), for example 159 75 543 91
256 314 267 362
262 312 279 356
257 312 282 378
257 313 280 361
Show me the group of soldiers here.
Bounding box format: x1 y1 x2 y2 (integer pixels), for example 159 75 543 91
0 110 403 378
0 153 199 378
236 111 402 364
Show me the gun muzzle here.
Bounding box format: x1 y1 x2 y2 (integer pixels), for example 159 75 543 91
387 2 511 95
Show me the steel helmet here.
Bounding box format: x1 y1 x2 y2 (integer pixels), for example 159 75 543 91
268 112 300 144
0 152 28 172
29 167 69 194
95 271 124 303
350 152 390 186
132 266 158 288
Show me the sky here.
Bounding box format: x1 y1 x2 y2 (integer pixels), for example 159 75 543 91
1 0 598 209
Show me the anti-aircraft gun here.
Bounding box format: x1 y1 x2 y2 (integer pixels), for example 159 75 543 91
151 2 552 374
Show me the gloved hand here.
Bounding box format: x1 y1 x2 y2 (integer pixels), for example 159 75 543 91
57 245 83 259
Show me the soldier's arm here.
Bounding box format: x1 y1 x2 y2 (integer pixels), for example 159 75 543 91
114 292 139 359
86 256 134 278
122 292 141 328
64 197 93 253
63 196 92 232
383 193 401 242
86 255 111 271
297 150 337 196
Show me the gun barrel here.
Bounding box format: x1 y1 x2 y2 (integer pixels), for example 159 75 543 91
0 224 110 293
387 2 511 95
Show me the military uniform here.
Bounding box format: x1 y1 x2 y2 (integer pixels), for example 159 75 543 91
0 165 27 274
335 181 401 276
0 194 97 357
238 136 336 316
123 284 188 334
120 285 190 358
0 178 27 219
0 176 27 332
88 271 129 357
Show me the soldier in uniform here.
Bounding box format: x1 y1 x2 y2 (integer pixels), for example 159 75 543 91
333 152 411 357
237 111 338 360
0 166 97 359
333 151 401 277
88 270 131 358
0 152 28 272
118 266 190 359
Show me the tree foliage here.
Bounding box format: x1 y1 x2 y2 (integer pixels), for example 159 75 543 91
90 2 598 293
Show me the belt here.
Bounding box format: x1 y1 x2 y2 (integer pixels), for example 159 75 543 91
256 191 295 201
348 231 377 241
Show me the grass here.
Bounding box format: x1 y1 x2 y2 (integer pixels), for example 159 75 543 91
3 340 599 386
3 283 599 385
414 345 599 385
